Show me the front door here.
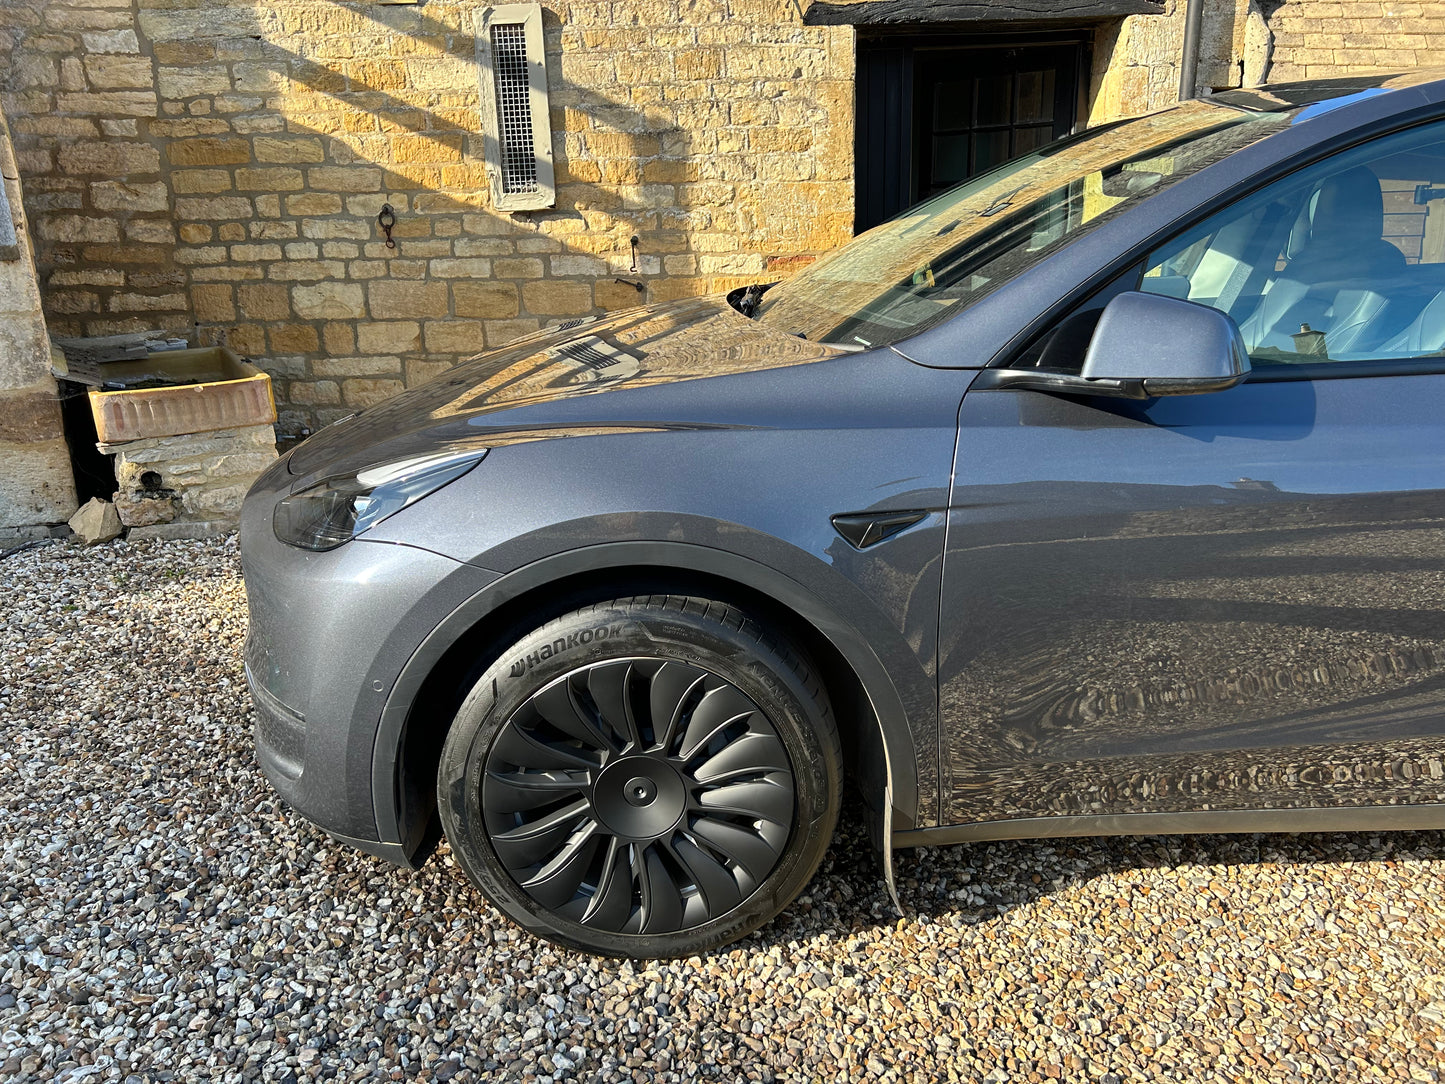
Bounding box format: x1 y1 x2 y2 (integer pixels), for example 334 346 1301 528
855 35 1084 232
937 120 1445 827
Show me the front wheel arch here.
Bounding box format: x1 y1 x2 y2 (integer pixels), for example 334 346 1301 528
376 543 922 864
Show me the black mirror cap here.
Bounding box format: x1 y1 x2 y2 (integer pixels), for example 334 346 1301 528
1080 290 1252 394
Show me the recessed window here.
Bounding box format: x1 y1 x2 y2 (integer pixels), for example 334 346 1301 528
476 4 555 212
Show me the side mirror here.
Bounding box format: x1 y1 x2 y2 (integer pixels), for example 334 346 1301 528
980 291 1252 399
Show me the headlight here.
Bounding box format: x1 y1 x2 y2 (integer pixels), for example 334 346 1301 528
273 449 486 551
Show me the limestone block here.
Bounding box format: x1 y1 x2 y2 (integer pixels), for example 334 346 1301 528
229 243 284 262
84 55 155 90
258 138 329 169
368 280 448 319
342 377 406 407
406 358 456 385
50 270 124 288
173 170 234 195
126 220 177 245
358 321 422 354
267 259 347 282
268 324 319 353
287 380 341 405
300 219 371 240
595 278 649 310
114 491 179 527
82 29 141 54
55 93 157 118
0 437 76 529
453 282 519 318
483 318 541 347
150 119 232 139
137 7 263 43
422 320 484 355
493 258 546 280
522 280 595 316
191 284 237 322
1243 0 1275 86
180 483 251 518
158 67 234 99
238 284 292 320
175 196 254 220
69 498 122 546
292 282 365 319
235 167 305 191
286 193 344 215
38 215 121 243
323 323 355 355
91 181 170 213
547 253 608 279
108 292 188 312
168 138 252 167
0 320 52 389
308 167 383 193
175 245 228 265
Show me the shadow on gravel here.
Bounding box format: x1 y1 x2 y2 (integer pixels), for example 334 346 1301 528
745 798 1445 950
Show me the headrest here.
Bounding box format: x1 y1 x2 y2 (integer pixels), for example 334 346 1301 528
1308 167 1385 251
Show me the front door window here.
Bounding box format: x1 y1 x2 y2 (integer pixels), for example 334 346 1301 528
1139 120 1445 367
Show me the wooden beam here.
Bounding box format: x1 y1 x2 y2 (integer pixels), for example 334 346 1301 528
802 0 1163 25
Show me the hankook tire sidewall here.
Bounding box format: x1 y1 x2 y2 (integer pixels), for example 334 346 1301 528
437 602 838 958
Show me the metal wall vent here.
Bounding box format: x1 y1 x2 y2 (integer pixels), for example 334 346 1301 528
476 4 555 212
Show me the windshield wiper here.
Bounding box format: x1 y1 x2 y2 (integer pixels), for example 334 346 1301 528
727 281 777 318
979 185 1027 218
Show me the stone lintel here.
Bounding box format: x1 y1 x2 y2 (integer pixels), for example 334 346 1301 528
803 0 1163 24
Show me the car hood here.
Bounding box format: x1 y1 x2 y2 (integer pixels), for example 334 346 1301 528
287 296 848 478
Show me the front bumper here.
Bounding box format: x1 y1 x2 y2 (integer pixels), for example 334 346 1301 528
240 457 497 856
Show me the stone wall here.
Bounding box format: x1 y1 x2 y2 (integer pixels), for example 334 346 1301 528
0 105 76 534
0 0 855 436
1089 0 1266 122
1266 0 1440 80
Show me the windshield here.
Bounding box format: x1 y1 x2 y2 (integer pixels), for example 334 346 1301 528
752 99 1293 349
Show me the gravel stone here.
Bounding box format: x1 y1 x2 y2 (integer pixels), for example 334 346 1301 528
2 536 1444 1082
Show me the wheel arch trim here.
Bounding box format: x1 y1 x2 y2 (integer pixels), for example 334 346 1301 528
370 540 922 856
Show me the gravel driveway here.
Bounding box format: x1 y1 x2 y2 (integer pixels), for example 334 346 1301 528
3 537 1444 1083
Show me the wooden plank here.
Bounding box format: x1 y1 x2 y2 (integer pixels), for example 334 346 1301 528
803 0 1163 25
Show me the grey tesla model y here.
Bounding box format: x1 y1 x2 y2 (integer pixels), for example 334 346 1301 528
243 72 1445 957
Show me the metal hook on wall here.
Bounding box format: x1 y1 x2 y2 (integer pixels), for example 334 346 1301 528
629 235 640 274
378 203 397 250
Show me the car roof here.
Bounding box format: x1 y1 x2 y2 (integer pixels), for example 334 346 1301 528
1212 69 1445 115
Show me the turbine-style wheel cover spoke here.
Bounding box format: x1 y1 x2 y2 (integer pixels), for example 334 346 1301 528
481 658 797 937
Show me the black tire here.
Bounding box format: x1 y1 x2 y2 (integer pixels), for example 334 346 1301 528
436 594 842 958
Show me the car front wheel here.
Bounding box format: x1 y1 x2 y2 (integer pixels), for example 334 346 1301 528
437 594 842 958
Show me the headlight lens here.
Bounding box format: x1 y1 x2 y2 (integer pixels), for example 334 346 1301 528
273 449 486 551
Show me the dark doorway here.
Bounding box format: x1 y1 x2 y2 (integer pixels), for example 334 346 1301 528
855 34 1087 232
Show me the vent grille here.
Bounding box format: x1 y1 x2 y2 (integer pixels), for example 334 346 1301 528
489 22 538 196
555 339 622 369
476 4 554 211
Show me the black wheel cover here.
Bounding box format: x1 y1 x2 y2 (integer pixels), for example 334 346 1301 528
480 657 796 936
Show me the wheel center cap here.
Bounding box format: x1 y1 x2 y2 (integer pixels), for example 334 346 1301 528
593 757 686 840
624 777 657 806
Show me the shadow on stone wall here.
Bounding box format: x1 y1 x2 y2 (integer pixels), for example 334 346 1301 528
3 0 852 434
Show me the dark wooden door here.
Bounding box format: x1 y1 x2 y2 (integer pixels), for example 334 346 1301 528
855 36 1084 231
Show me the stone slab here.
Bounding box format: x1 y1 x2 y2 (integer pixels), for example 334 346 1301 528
0 175 17 262
69 497 123 546
127 519 235 541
